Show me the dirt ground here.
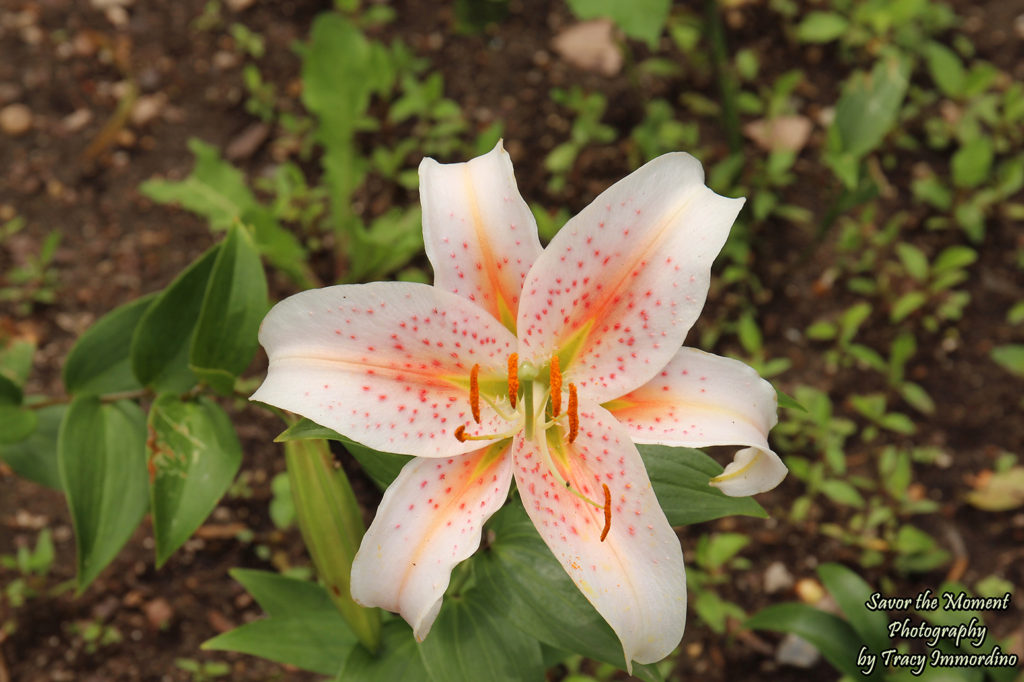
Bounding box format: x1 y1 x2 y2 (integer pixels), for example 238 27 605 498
1 0 1022 680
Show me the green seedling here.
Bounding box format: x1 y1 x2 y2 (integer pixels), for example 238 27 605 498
242 64 276 123
230 23 265 59
687 532 752 633
69 619 123 655
545 87 616 193
0 228 60 317
175 658 231 682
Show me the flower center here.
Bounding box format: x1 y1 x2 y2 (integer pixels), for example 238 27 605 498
454 354 610 541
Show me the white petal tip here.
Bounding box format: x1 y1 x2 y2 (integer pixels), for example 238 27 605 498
710 447 787 497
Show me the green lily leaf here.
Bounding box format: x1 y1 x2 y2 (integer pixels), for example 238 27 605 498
189 223 268 395
132 245 220 394
63 294 155 396
58 397 149 592
273 417 411 490
336 619 431 681
148 395 242 567
417 586 545 682
639 444 767 525
746 603 868 678
0 404 64 489
204 569 358 676
474 505 664 682
817 563 890 654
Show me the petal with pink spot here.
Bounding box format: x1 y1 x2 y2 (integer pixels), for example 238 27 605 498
251 282 517 458
512 401 685 669
350 441 513 640
420 141 542 331
516 153 744 403
607 347 786 496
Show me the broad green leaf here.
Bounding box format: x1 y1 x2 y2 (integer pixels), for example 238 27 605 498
286 437 379 651
189 224 267 395
0 335 34 387
795 11 849 43
0 373 21 405
140 139 309 285
746 603 867 678
337 620 430 681
344 440 412 490
832 55 910 158
0 405 36 444
418 587 545 682
0 404 64 488
58 397 148 592
63 294 155 396
639 444 767 525
817 563 890 653
924 41 966 97
148 395 242 567
274 417 345 442
776 388 806 412
952 136 994 189
273 417 412 490
566 0 670 47
132 245 220 393
203 569 358 675
474 505 664 682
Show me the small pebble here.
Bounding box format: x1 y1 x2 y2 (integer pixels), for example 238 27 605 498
0 102 33 136
776 633 821 668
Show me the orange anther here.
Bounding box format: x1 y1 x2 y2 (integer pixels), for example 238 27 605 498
454 425 468 442
549 354 562 418
600 483 611 542
567 383 578 443
470 364 481 424
507 353 519 409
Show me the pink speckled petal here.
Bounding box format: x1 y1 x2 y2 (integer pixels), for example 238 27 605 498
420 141 543 331
251 282 518 458
607 347 786 497
350 441 513 640
516 153 744 403
513 400 685 669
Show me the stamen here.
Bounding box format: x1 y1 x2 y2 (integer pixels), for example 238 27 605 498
470 363 481 424
549 354 562 418
454 425 468 442
600 483 611 541
507 353 519 409
567 383 578 443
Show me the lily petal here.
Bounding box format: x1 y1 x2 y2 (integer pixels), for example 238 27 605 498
251 282 518 457
350 441 513 641
517 153 744 402
420 141 543 331
513 401 685 668
607 347 786 496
